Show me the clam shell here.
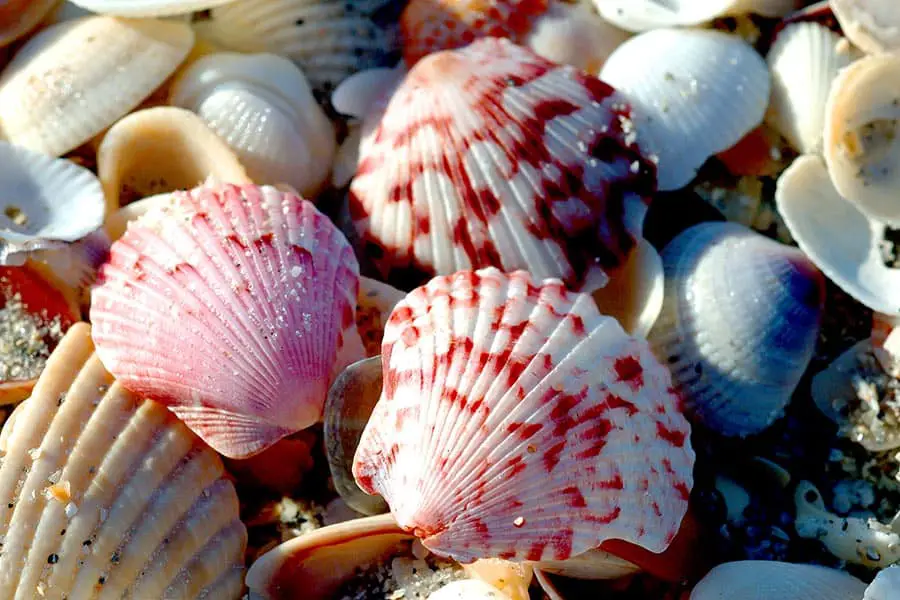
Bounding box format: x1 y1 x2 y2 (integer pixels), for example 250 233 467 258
647 222 824 437
67 0 238 17
0 16 194 157
775 154 900 315
599 28 771 191
766 22 861 154
350 37 657 292
823 52 900 226
0 323 246 599
593 0 800 32
0 0 60 48
353 268 694 563
90 182 365 459
170 52 336 197
689 560 866 599
865 565 900 600
831 0 900 54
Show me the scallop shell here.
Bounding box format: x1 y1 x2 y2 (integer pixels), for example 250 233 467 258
349 37 657 292
823 52 900 226
0 16 194 157
170 52 336 197
831 0 900 54
865 565 900 600
599 28 771 191
594 0 800 32
775 154 900 315
0 0 59 48
766 22 861 155
67 0 238 16
647 222 824 437
353 268 694 563
90 182 365 459
0 323 247 599
689 560 866 599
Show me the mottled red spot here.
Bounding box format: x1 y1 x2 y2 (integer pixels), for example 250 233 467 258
224 233 247 250
562 485 586 508
613 356 644 389
525 541 547 561
656 422 687 448
586 506 621 525
472 519 489 535
401 325 421 347
505 455 527 477
569 314 585 336
542 440 566 472
605 393 638 416
675 481 691 502
506 421 543 440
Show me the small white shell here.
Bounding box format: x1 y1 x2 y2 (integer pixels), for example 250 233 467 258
766 22 861 154
593 0 800 33
599 28 770 191
775 154 900 315
689 560 866 599
170 52 336 197
865 565 900 600
428 580 505 600
67 0 238 17
823 52 900 225
831 0 900 54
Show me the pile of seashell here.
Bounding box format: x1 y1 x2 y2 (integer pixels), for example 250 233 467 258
4 0 900 598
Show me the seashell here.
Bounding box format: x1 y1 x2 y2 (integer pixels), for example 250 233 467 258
24 229 112 313
194 0 398 93
427 579 506 600
647 222 824 437
97 107 251 213
330 64 406 121
775 154 900 315
349 37 657 292
535 548 640 580
462 559 532 600
823 52 900 226
689 560 867 599
599 28 771 191
831 0 900 54
766 22 861 155
170 52 336 197
357 276 406 357
0 0 59 48
353 268 694 563
0 16 194 157
593 0 800 33
590 238 663 338
0 323 247 598
865 565 900 600
67 0 239 17
90 182 365 459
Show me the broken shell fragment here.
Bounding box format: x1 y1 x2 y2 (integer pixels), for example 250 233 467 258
0 323 247 598
831 0 900 54
593 0 801 32
427 579 506 600
90 182 365 458
353 268 694 563
0 16 194 157
67 0 239 17
0 0 59 48
689 560 866 599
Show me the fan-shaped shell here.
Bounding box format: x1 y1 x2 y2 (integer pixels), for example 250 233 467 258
647 222 824 437
865 565 900 600
593 0 800 32
67 0 238 16
599 28 770 191
0 16 194 157
90 182 365 459
0 323 247 599
0 0 59 48
831 0 900 54
689 561 866 600
170 52 336 197
349 37 657 292
353 268 694 563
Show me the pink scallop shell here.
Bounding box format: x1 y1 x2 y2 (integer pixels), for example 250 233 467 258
352 268 693 563
349 37 657 292
91 183 364 459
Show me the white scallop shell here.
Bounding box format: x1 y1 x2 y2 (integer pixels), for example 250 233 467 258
599 28 770 191
775 154 900 315
823 52 900 226
593 0 800 33
865 565 900 600
766 22 861 155
831 0 900 54
428 580 505 600
68 0 238 17
0 16 194 157
689 561 866 599
647 222 824 437
0 323 247 599
170 52 336 197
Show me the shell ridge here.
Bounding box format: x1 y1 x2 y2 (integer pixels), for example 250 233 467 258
168 404 295 457
159 517 246 598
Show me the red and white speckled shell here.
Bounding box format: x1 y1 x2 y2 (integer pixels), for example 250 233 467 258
352 268 693 563
90 182 364 459
349 37 657 292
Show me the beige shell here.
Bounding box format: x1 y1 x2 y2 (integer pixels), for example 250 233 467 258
0 323 247 599
831 0 900 54
0 16 194 157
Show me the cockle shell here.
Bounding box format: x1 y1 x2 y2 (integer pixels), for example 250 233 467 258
0 323 247 599
823 52 900 226
0 0 59 48
67 0 238 17
831 0 900 54
647 222 824 437
865 565 900 600
0 16 194 157
766 22 861 155
349 37 657 292
689 561 867 599
170 52 336 197
593 0 800 33
90 182 365 459
353 268 694 563
599 28 771 191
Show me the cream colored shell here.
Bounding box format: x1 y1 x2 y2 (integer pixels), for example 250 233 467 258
67 0 239 17
831 0 900 54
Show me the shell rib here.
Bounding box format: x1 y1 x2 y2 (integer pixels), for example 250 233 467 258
593 0 800 32
0 16 194 157
90 182 365 459
647 222 824 437
353 268 694 563
67 0 238 16
0 323 246 599
349 37 657 292
689 561 866 600
831 0 900 54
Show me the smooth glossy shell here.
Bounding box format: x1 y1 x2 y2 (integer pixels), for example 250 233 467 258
90 182 365 459
350 37 656 292
67 0 238 16
831 0 900 54
353 268 694 563
689 561 866 599
0 0 59 48
599 28 770 191
0 323 247 599
0 16 194 157
594 0 800 32
647 222 824 437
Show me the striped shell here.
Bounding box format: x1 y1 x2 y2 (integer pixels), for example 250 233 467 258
689 561 866 599
353 268 694 563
